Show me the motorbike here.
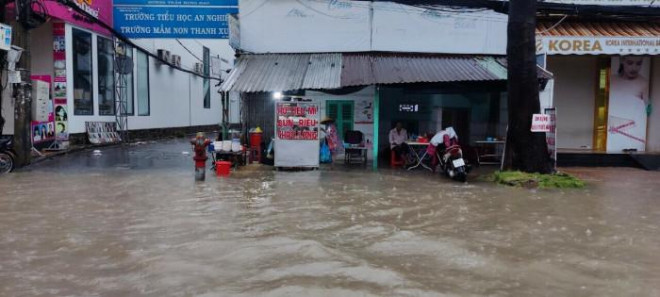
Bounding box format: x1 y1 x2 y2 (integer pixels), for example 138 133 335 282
0 136 15 175
436 144 469 182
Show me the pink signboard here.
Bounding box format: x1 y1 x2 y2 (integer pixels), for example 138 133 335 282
4 1 111 34
42 0 113 35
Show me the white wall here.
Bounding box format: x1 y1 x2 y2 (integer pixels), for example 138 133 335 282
372 2 507 55
61 24 235 134
126 38 235 131
547 56 597 150
648 57 660 152
306 86 375 160
238 0 507 55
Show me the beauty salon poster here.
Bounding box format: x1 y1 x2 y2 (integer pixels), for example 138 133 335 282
607 56 650 152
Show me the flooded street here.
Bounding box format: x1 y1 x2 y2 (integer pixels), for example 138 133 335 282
1 139 659 296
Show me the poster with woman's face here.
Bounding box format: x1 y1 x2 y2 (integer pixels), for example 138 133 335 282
607 56 650 153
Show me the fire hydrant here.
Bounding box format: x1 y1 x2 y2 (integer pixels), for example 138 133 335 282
190 132 211 181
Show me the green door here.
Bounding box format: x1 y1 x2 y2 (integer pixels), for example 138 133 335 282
327 100 354 139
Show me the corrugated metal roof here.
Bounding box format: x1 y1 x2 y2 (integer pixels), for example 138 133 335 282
221 54 312 92
343 54 504 86
537 21 660 37
223 53 511 92
302 54 342 90
221 54 343 92
341 54 376 87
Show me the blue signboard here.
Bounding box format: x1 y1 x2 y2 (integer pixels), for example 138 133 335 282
113 0 238 39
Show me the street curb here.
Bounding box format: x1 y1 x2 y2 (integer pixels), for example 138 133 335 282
29 143 122 166
23 130 221 168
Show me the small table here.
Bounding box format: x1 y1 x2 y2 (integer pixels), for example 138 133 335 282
475 140 505 165
406 142 432 171
213 150 246 169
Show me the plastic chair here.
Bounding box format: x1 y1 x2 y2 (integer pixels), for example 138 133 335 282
390 149 405 168
344 131 367 165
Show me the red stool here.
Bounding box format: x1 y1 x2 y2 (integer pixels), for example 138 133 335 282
390 150 405 168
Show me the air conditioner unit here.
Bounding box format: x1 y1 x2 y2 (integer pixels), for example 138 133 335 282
170 55 181 67
194 62 204 74
156 49 170 64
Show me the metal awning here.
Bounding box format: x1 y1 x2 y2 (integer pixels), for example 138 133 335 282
221 53 509 93
536 21 660 55
537 21 660 37
221 54 342 93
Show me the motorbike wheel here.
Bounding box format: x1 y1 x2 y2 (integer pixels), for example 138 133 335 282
0 152 14 175
455 167 467 182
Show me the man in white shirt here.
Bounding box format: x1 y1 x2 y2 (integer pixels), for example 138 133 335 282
389 122 410 163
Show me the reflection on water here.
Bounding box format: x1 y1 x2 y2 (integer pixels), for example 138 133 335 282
0 140 659 296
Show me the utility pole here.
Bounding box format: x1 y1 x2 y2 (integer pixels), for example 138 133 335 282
12 0 33 166
502 0 551 173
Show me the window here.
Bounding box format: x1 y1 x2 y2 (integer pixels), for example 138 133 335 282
117 44 134 115
203 46 210 109
72 29 93 115
137 51 150 116
97 36 115 115
326 101 354 138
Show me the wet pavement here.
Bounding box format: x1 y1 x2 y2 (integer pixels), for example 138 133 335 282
1 138 659 296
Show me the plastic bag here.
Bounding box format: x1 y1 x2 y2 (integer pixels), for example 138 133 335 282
320 140 332 163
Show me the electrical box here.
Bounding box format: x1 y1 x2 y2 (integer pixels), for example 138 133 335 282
32 80 50 122
0 23 11 51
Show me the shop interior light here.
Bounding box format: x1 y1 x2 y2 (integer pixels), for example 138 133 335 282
273 92 283 100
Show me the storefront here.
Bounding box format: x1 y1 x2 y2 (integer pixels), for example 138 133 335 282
1 0 116 148
537 21 660 154
222 53 541 168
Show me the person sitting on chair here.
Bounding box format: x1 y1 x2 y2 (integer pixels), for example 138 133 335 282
389 122 411 164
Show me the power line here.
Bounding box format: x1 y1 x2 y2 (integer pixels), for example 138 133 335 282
176 39 203 63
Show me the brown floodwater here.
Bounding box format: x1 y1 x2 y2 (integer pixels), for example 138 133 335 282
1 139 659 296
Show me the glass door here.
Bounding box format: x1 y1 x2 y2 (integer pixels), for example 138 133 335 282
593 58 610 152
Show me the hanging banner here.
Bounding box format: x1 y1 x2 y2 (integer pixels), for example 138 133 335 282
30 76 55 145
607 56 650 152
113 0 238 39
53 22 69 143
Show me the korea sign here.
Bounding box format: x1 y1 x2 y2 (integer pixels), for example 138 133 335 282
113 0 238 39
531 114 551 132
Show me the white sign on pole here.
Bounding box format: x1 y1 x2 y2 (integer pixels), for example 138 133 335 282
531 114 551 132
0 23 12 51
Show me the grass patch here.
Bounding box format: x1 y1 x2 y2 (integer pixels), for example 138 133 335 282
492 171 585 189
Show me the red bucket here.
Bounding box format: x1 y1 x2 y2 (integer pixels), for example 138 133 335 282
216 161 232 176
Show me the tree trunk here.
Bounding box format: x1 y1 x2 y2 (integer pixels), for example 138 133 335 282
503 0 552 174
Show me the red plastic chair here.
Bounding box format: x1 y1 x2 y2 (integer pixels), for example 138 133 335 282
390 150 405 168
